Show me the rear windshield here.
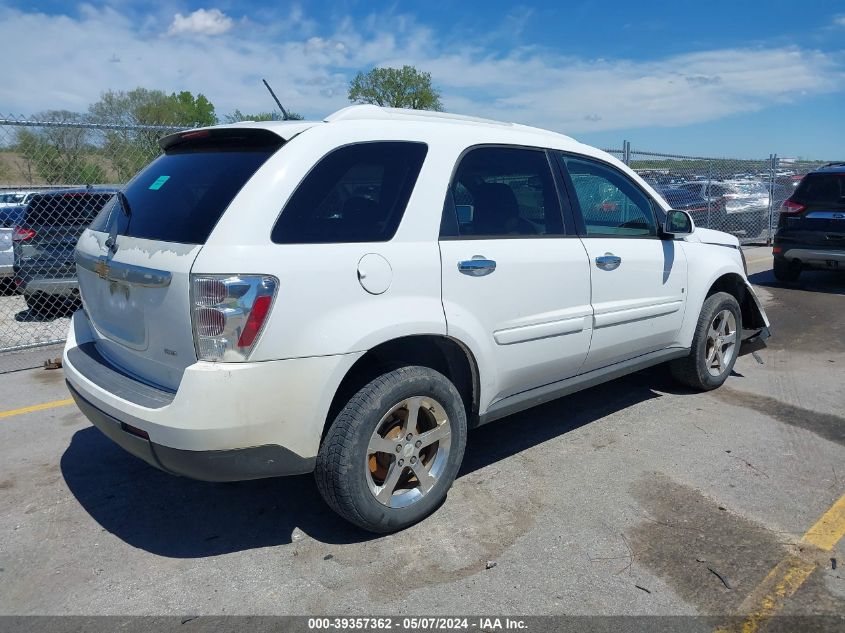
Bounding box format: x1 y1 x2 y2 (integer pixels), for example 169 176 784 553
26 193 115 226
793 173 845 207
90 131 282 244
271 141 428 244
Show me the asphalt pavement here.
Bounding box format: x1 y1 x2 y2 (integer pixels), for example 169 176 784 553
0 246 842 624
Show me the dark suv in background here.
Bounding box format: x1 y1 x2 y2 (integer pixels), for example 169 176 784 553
773 162 845 281
12 187 117 314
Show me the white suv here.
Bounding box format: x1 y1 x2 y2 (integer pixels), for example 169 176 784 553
64 106 770 532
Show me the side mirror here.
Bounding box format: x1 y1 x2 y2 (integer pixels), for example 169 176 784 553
663 209 694 237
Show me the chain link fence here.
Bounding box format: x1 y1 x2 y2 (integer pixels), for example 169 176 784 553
626 149 824 244
0 115 188 371
0 115 830 372
601 144 826 243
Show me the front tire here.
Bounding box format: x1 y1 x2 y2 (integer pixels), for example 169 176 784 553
670 292 742 391
315 366 468 533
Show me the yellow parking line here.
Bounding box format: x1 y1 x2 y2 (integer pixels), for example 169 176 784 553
0 398 74 419
717 491 845 633
801 493 845 551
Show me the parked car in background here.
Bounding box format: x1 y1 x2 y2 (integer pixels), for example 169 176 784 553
678 179 770 236
12 187 117 315
1 203 26 228
773 162 845 281
63 106 769 533
0 227 13 293
644 179 712 228
1 191 42 227
0 191 37 208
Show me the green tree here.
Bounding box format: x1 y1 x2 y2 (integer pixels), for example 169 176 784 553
348 65 443 111
15 110 105 185
88 88 218 181
171 91 216 126
89 88 217 127
224 109 304 123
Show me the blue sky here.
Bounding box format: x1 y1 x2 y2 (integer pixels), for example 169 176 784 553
0 1 843 158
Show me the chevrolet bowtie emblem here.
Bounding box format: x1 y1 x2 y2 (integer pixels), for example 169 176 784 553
93 260 110 280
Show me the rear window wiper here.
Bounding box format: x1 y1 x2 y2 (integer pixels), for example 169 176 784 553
117 191 132 218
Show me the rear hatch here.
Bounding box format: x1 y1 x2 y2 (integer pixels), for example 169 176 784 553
14 191 114 277
780 172 845 247
75 128 286 391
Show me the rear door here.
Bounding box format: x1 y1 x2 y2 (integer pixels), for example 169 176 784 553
556 153 687 372
75 128 284 390
439 146 592 407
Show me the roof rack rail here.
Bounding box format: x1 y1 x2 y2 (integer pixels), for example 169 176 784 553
321 104 579 144
822 161 845 167
324 104 514 127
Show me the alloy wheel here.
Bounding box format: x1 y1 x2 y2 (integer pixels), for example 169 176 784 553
705 309 737 377
366 396 452 509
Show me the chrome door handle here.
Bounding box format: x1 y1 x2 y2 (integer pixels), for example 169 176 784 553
595 253 622 271
458 256 497 277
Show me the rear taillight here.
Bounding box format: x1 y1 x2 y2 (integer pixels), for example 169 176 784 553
12 226 35 242
780 200 806 215
191 274 278 362
237 294 273 348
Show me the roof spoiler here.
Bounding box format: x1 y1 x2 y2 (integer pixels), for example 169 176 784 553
159 127 285 153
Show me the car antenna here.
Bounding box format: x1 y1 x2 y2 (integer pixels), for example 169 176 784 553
262 78 290 121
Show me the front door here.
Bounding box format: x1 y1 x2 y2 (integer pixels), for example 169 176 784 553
557 154 688 372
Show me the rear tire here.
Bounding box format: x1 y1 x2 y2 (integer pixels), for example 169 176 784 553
315 366 467 533
773 257 801 282
670 292 742 391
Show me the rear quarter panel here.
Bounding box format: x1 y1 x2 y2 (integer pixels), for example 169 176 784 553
192 123 464 360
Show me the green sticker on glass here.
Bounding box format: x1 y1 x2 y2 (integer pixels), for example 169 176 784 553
148 175 170 190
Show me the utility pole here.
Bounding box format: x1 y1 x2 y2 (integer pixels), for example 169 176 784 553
262 78 290 121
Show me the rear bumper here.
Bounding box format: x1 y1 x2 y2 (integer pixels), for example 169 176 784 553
779 247 845 267
63 310 363 481
67 382 315 481
774 234 845 266
13 270 78 296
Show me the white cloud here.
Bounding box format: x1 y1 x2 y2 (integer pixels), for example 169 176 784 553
834 15 845 27
0 5 841 137
168 8 233 37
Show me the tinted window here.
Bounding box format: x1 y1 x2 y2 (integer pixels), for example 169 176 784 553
444 147 563 237
560 156 657 237
90 133 281 244
271 142 427 244
793 173 845 207
26 192 115 226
